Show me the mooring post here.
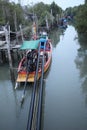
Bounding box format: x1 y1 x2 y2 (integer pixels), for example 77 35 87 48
4 25 15 81
19 24 24 42
14 11 19 44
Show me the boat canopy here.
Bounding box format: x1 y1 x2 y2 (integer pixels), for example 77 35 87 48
20 40 40 50
39 38 47 43
39 35 47 39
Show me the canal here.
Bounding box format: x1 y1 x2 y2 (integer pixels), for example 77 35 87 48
0 25 87 130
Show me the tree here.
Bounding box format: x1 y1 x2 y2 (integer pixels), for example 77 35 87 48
50 2 62 18
27 2 51 26
0 0 25 31
85 0 87 4
75 4 87 33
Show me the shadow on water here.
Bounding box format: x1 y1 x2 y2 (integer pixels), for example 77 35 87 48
50 28 65 48
75 33 87 106
0 64 10 80
41 59 52 130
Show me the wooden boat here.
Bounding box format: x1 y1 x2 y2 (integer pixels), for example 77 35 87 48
16 37 52 84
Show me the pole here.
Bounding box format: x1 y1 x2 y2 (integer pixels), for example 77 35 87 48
14 11 19 44
26 43 41 130
21 59 31 104
56 14 58 25
19 24 24 42
51 9 53 26
45 15 49 30
36 42 46 130
4 25 15 81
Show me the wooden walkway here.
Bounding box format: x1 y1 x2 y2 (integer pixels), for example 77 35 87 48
0 43 21 50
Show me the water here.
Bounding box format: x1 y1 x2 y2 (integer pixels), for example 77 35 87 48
0 25 87 130
43 26 87 130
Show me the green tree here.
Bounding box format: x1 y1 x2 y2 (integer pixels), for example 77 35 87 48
85 0 87 4
50 1 62 17
0 0 25 31
75 4 87 33
27 2 52 26
0 0 63 31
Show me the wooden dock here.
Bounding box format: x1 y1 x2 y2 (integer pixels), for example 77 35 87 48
0 25 32 81
0 43 21 50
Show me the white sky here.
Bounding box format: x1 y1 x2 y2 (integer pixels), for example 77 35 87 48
10 0 85 10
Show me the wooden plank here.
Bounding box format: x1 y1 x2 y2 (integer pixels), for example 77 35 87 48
0 44 21 50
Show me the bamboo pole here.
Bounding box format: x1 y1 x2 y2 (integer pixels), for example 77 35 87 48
19 24 24 42
14 11 19 44
4 25 15 81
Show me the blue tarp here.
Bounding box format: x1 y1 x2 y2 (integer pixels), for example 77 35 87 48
39 38 47 43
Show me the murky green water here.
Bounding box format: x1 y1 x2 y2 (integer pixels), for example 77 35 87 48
0 25 87 130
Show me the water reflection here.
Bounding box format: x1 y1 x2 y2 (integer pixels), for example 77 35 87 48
0 65 10 80
50 28 65 48
78 33 87 49
41 61 52 130
1 25 87 130
0 64 33 130
75 34 87 105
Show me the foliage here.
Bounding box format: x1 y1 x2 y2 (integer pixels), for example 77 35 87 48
0 0 62 31
33 2 50 26
85 0 87 4
65 2 87 34
0 0 25 31
75 4 87 33
50 1 62 17
25 1 62 27
65 6 80 18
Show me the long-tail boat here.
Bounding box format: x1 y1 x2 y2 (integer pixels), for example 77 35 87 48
16 36 52 84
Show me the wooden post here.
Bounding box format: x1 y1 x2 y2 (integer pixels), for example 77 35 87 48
56 14 58 25
19 24 24 42
14 11 19 44
35 14 38 35
4 25 15 81
0 50 3 63
45 15 49 31
51 9 53 27
2 50 6 63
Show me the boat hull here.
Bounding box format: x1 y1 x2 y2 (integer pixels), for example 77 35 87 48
16 42 52 83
